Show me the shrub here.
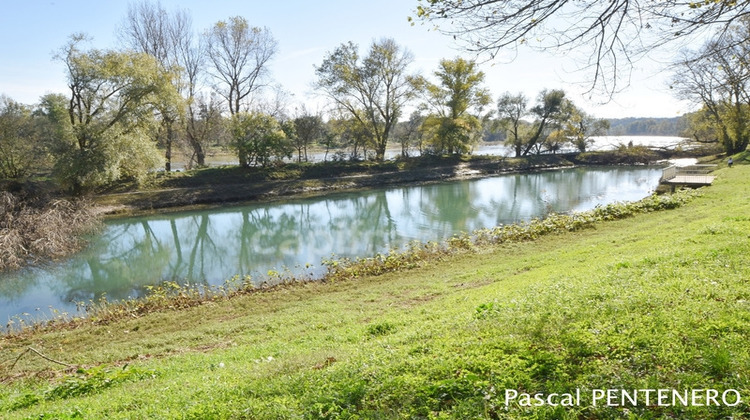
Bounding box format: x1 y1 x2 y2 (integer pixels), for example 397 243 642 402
0 191 99 271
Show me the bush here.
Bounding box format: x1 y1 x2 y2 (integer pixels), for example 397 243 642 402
0 191 99 271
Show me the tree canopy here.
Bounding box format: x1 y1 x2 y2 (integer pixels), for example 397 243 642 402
206 16 277 115
672 16 750 154
315 38 417 161
412 0 750 97
52 35 181 192
415 57 491 154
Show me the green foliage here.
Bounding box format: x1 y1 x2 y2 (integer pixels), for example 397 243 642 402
574 145 661 165
5 365 156 412
498 89 572 157
366 321 397 337
563 105 609 153
0 97 48 179
315 38 417 161
231 112 293 167
52 126 163 192
49 35 180 192
292 112 325 162
416 57 490 154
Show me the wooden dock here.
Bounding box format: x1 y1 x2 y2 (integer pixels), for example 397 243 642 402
660 165 716 191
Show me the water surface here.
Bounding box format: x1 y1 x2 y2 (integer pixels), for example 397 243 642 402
1 166 662 324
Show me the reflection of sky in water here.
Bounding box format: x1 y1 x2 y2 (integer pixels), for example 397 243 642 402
0 166 663 325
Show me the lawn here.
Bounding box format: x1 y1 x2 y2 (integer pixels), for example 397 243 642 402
1 158 749 419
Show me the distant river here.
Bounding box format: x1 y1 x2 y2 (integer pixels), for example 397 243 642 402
0 165 663 326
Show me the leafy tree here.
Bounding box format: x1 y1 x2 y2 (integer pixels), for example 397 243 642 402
522 89 568 156
681 109 720 145
231 112 292 167
563 105 609 153
0 96 47 179
292 109 325 163
52 35 181 192
497 92 529 157
206 16 277 115
672 18 750 154
326 114 374 160
393 111 426 157
415 57 491 154
412 0 750 96
315 38 418 161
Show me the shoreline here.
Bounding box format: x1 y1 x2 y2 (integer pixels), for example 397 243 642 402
92 153 633 218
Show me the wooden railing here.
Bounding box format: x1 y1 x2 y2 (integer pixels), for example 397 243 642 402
661 164 716 190
661 165 677 181
661 164 716 182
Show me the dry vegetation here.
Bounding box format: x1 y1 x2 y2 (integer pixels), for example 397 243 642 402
0 191 99 271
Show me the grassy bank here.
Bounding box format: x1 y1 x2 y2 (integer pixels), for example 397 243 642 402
1 162 748 418
94 150 684 215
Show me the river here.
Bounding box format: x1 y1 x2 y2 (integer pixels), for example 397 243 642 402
1 165 663 326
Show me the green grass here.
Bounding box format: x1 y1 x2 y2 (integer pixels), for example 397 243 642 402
2 164 750 419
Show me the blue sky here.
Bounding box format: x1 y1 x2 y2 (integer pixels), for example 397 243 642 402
0 0 695 119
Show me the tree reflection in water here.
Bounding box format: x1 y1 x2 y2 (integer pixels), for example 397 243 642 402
0 166 662 323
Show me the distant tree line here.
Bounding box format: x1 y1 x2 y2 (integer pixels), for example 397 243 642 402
606 117 689 137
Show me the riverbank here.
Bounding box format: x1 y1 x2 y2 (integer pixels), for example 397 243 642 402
1 158 747 418
93 148 695 216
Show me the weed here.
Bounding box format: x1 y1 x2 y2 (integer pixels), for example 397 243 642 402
4 365 157 412
366 321 396 337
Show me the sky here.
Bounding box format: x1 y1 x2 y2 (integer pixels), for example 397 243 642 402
0 0 698 119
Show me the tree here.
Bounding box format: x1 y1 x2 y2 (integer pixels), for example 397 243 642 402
206 16 277 115
119 0 198 172
673 18 750 154
184 93 227 168
497 92 529 157
412 0 750 96
315 38 418 161
524 89 568 156
415 57 491 154
672 19 750 154
53 35 181 192
681 109 721 146
393 111 425 157
292 108 325 163
231 112 292 167
326 114 374 160
563 105 609 153
0 96 47 179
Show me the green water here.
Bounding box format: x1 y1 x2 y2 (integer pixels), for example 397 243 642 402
1 166 662 324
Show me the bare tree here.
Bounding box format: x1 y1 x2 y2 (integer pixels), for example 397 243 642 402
205 16 277 115
119 1 198 172
412 0 750 97
119 1 217 168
